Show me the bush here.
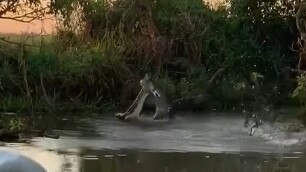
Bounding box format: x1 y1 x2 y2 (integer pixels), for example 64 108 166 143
0 0 304 113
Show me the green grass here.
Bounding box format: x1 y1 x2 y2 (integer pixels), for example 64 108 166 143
0 0 303 115
0 34 55 49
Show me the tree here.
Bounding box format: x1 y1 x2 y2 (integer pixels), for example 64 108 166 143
0 0 46 23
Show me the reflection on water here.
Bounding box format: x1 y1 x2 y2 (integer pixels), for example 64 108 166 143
2 145 306 172
0 145 80 172
79 150 306 172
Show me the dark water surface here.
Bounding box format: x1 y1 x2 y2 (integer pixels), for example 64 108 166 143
80 150 306 172
6 111 306 172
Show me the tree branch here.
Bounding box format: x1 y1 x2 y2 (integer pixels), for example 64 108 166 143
208 67 227 84
296 3 306 40
0 1 18 17
0 0 46 22
0 16 36 22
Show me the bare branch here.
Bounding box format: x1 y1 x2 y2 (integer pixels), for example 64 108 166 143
0 16 36 22
296 3 306 71
208 67 227 84
287 67 306 75
0 0 47 23
296 3 306 40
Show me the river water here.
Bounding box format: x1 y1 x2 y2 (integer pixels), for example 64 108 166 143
1 111 306 172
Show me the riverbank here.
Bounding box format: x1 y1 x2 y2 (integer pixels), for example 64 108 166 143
1 0 306 127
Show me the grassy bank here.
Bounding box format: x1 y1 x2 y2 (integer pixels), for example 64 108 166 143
0 0 305 118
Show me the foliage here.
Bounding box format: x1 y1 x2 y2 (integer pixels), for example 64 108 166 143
0 0 305 113
0 115 25 132
0 0 46 22
292 74 306 106
292 74 306 123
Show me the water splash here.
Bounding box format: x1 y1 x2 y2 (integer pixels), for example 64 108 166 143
247 122 306 146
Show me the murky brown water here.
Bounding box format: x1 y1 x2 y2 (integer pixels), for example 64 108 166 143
1 111 306 172
79 150 306 172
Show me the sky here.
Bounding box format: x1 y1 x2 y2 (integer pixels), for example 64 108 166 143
0 0 222 35
0 18 56 34
0 0 55 34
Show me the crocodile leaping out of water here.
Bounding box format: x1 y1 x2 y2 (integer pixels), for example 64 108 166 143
115 68 227 121
115 74 174 121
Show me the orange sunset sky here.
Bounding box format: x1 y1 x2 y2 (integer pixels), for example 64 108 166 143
0 0 56 34
0 0 222 34
0 18 56 34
